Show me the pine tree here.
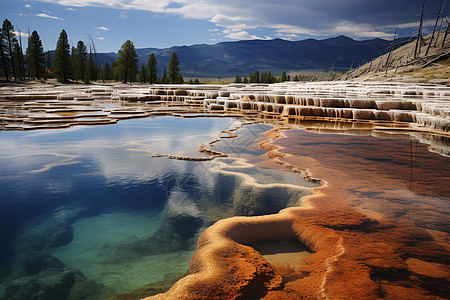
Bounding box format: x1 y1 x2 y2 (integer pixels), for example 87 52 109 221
15 30 25 81
243 77 248 83
12 41 24 80
234 75 242 83
84 52 94 83
253 70 260 83
0 24 7 79
86 51 98 82
168 52 182 84
102 61 113 80
2 19 17 80
147 53 157 84
112 61 121 82
293 75 299 81
117 40 138 83
53 29 72 82
26 30 45 80
261 72 266 83
161 69 167 84
45 50 52 79
73 41 87 81
91 56 98 81
71 45 76 77
280 72 287 82
138 65 147 83
194 78 200 84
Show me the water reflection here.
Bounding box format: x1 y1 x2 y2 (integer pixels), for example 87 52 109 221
275 128 450 233
0 117 316 299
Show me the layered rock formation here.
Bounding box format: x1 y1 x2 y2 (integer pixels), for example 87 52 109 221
148 82 450 133
2 82 449 135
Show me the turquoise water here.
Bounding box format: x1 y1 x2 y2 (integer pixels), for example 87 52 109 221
0 117 315 299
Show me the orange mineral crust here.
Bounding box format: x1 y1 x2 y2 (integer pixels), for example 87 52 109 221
144 128 449 300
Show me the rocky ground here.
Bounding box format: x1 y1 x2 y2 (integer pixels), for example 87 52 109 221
342 31 450 85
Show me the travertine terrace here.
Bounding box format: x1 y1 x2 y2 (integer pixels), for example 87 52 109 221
170 81 450 133
1 81 449 134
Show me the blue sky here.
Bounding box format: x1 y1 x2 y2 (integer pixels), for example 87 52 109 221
1 0 448 52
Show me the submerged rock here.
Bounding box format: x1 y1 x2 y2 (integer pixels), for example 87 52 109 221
107 189 203 263
14 213 75 254
154 189 203 249
23 254 66 275
109 273 185 300
0 269 76 300
0 254 114 300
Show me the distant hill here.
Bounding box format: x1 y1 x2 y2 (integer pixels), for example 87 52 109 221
96 36 405 78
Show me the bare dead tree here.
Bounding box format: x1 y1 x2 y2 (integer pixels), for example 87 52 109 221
442 18 450 47
434 16 444 47
327 64 334 81
415 0 426 58
87 34 104 83
395 60 403 73
386 25 398 74
425 0 445 55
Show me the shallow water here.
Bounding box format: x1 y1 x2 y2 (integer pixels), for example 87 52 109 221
0 117 317 299
276 127 450 237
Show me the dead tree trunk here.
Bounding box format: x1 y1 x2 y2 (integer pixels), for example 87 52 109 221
434 17 444 47
442 19 450 47
415 0 426 58
425 0 445 55
386 25 398 74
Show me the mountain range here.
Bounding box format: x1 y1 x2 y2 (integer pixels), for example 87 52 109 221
96 36 405 78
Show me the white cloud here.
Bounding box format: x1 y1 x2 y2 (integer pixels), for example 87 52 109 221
35 0 432 40
35 13 64 20
383 19 436 30
225 30 270 41
97 37 105 40
49 0 171 12
96 26 109 31
275 33 299 40
333 22 395 38
119 10 128 19
274 21 395 39
166 2 218 19
66 7 76 11
25 4 32 8
13 31 30 38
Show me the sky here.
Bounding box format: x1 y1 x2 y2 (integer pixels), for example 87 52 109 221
1 0 448 53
